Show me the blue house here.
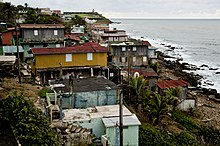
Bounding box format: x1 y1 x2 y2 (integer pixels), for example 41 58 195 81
49 77 118 109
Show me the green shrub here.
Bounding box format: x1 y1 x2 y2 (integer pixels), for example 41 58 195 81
172 110 200 131
199 126 220 146
38 87 53 98
172 132 199 146
139 124 174 146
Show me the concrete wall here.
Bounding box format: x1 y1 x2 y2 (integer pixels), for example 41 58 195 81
178 99 196 111
106 125 139 146
57 90 117 109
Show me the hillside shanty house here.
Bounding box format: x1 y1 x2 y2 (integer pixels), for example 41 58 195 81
100 29 128 43
109 40 150 68
0 28 17 46
19 24 64 60
31 42 108 84
64 34 81 47
61 105 141 146
156 80 196 110
131 68 158 91
49 77 118 109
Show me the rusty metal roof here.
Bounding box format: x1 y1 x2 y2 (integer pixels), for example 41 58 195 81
20 24 64 29
131 68 158 77
31 42 107 55
64 34 81 41
156 80 189 89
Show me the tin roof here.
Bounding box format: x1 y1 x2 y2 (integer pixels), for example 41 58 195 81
64 34 81 41
31 42 107 55
20 24 64 29
50 77 117 93
102 115 141 127
130 68 158 77
156 80 189 89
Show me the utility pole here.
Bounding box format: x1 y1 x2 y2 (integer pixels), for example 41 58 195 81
119 87 123 146
15 23 21 84
127 45 131 102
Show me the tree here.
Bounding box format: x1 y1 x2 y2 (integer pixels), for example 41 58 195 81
165 87 181 111
128 75 148 102
0 95 59 146
145 94 169 125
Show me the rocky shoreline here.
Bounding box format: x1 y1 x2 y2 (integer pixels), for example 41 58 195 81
158 51 220 99
156 51 220 129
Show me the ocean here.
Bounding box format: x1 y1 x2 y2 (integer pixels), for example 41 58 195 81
110 19 220 93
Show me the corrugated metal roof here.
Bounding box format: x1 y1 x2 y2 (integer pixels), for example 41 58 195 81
102 115 141 127
31 42 107 55
156 80 189 89
131 68 158 77
50 77 117 93
64 34 81 41
20 24 64 29
3 46 24 53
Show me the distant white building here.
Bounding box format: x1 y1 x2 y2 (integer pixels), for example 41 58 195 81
71 25 84 34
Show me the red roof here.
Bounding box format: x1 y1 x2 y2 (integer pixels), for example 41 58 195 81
156 80 189 89
64 34 81 41
131 68 158 77
142 41 151 46
31 42 107 55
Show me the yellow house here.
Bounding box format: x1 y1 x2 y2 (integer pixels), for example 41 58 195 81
31 42 108 83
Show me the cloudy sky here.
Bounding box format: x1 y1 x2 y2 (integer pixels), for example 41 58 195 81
5 0 220 18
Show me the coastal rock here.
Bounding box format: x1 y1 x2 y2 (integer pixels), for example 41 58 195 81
216 72 220 74
200 64 209 68
209 68 218 70
170 47 175 50
165 45 171 48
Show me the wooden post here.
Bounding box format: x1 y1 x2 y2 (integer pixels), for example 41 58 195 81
15 24 21 84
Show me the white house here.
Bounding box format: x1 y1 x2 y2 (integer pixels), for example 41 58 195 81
62 105 141 146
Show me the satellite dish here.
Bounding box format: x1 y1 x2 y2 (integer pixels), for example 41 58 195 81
134 72 140 78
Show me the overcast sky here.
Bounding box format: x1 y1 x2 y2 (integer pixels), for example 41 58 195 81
4 0 220 18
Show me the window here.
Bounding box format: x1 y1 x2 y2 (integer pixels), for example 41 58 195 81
56 44 61 48
54 30 58 35
65 54 72 62
133 47 137 51
121 57 126 63
87 53 93 61
122 47 126 52
110 73 114 77
143 56 147 62
34 30 38 36
133 57 136 62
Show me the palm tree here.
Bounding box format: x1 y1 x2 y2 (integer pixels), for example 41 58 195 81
129 75 148 102
146 94 169 125
165 87 181 110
